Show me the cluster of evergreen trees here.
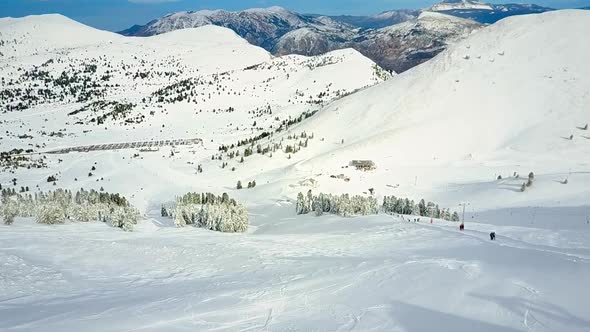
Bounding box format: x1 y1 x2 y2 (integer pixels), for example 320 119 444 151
1 188 138 231
236 181 256 190
162 192 248 233
382 196 460 221
150 73 235 104
296 190 379 217
295 191 461 221
69 100 136 125
2 60 109 113
0 149 47 171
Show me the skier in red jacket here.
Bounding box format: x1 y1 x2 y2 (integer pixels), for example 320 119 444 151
459 223 465 231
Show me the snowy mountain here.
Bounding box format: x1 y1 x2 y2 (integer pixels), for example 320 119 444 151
118 6 352 51
3 9 588 222
353 12 482 73
273 12 481 73
118 3 556 72
275 9 590 210
1 9 590 332
119 6 482 73
431 0 554 23
327 10 420 29
0 13 390 208
431 0 495 11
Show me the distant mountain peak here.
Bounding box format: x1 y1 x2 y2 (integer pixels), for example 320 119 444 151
431 0 494 11
117 2 554 73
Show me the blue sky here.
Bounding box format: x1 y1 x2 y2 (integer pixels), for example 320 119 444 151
1 0 589 31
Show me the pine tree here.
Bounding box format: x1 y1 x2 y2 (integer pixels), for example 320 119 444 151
313 196 323 216
412 202 421 216
306 190 313 214
418 199 427 216
296 192 307 215
36 204 65 225
1 197 17 225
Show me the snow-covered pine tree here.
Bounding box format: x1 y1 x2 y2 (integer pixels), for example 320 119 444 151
412 202 421 217
296 192 306 215
418 199 427 216
174 205 187 227
306 190 313 214
111 206 139 232
1 197 18 225
69 202 96 222
426 202 436 218
434 205 441 219
312 196 323 216
36 203 65 225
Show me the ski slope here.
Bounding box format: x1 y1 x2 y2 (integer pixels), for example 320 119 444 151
1 205 589 331
1 9 590 332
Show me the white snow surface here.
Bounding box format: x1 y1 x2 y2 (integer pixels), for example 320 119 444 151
1 206 589 331
1 10 590 332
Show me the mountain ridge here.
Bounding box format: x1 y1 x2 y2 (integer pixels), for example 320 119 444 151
117 2 556 72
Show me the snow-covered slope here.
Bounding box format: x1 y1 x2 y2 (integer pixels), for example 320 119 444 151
2 204 589 332
0 14 390 211
1 10 590 332
430 0 554 24
266 9 590 210
0 15 269 67
0 14 123 56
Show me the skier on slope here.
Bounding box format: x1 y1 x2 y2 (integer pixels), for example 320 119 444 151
490 232 496 241
459 223 464 231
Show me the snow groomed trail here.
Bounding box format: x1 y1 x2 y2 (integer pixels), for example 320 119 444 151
1 204 588 332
